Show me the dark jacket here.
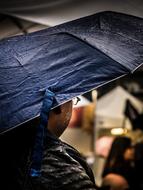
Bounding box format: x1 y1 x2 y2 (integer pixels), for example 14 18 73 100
0 124 97 190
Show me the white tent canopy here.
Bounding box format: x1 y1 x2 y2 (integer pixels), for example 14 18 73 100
96 86 143 129
0 0 143 26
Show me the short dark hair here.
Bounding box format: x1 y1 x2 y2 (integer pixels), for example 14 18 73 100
52 106 61 114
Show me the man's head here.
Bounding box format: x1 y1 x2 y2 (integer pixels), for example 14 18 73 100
47 100 73 137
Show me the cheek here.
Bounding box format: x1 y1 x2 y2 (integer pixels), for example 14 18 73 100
64 111 72 125
61 103 72 126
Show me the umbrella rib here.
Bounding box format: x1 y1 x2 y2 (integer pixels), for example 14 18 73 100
131 62 143 73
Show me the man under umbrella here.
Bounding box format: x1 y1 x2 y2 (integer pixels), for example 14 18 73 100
0 90 97 189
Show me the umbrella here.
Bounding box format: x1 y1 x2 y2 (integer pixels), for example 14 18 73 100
0 11 143 134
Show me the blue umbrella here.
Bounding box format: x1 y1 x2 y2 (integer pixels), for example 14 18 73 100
0 11 143 134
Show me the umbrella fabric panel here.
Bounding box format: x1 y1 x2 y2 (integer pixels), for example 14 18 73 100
53 12 143 71
0 32 129 132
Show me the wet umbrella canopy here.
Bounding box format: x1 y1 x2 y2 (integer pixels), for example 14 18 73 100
0 11 143 133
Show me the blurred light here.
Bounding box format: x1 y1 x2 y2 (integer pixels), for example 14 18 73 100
86 156 95 165
96 136 114 157
92 90 97 102
111 128 127 135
